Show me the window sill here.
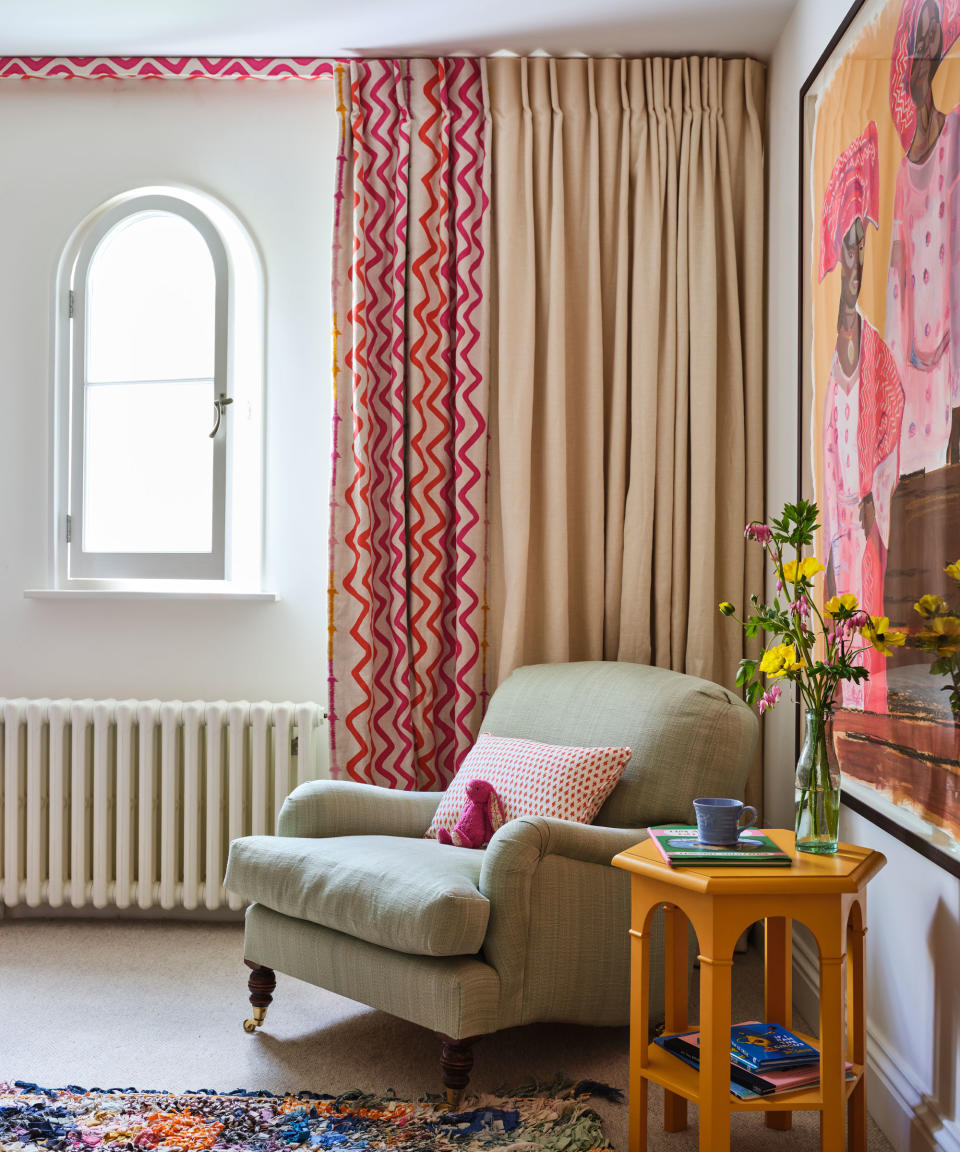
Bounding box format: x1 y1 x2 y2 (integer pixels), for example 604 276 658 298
24 588 279 602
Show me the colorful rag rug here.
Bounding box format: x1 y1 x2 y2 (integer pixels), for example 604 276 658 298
0 1081 618 1152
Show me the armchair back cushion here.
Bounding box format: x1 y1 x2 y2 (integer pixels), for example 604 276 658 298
480 662 757 828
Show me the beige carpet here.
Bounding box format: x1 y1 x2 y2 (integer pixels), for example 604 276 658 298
0 918 893 1151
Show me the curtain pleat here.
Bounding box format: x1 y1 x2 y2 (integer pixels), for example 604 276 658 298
486 56 765 800
329 59 490 789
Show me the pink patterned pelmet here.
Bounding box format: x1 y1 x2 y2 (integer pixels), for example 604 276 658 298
0 57 335 80
329 59 490 789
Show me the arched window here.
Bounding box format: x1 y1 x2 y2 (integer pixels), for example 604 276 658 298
57 188 263 586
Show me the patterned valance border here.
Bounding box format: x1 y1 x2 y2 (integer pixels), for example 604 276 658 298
0 57 337 80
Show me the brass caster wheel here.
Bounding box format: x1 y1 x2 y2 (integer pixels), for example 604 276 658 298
243 1005 268 1033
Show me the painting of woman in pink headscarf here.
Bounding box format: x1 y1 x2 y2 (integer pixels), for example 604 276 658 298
800 0 960 859
886 0 960 475
820 122 905 713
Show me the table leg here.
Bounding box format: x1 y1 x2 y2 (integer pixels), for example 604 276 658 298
663 903 689 1132
818 927 846 1152
764 915 793 1131
698 953 733 1152
847 900 867 1152
629 913 652 1152
633 1077 648 1152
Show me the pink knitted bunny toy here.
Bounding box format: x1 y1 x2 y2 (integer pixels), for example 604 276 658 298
437 778 506 849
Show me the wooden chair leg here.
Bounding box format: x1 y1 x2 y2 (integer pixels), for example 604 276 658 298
437 1033 480 1107
243 960 276 1033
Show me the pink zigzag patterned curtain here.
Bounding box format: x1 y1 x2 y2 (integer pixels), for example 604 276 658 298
329 58 490 790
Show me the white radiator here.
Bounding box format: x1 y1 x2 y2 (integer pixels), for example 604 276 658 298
0 697 327 912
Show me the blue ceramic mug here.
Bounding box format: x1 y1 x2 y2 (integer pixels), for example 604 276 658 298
693 797 758 846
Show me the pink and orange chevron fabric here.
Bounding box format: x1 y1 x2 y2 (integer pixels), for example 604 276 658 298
328 59 490 790
0 57 336 80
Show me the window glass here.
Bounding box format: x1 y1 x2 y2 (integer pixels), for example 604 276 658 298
84 380 214 553
82 209 217 557
86 211 215 383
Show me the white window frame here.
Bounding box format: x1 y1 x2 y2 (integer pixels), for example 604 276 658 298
53 186 264 592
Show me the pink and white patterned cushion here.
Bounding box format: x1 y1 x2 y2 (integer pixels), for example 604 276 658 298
424 733 632 842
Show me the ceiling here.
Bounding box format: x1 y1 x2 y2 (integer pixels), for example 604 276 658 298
0 0 796 61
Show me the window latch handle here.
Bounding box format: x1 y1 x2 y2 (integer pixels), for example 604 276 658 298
209 393 234 438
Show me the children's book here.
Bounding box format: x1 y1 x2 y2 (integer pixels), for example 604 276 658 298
729 1021 821 1068
728 1053 824 1091
646 825 793 866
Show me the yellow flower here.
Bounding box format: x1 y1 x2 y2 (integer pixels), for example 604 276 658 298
759 643 806 679
945 560 960 582
915 593 949 619
823 593 859 617
918 615 960 656
862 616 907 656
718 601 735 616
782 557 826 583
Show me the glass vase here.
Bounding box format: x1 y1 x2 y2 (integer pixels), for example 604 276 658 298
794 707 840 855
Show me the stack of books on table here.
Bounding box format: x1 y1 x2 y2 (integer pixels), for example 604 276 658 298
654 1020 852 1099
646 826 793 867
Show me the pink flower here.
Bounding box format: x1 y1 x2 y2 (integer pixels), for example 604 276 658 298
848 610 870 629
789 595 811 619
744 522 773 544
759 684 782 714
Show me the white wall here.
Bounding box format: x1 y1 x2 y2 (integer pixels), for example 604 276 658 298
769 5 960 1149
0 78 335 704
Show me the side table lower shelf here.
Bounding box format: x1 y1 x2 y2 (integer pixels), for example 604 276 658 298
642 1031 864 1113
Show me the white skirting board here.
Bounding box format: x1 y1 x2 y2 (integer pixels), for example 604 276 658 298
793 929 960 1152
0 900 243 922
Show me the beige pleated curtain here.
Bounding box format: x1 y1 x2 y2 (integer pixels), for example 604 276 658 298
486 56 766 799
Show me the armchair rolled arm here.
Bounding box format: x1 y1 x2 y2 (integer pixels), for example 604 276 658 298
480 816 648 876
277 779 444 839
476 817 648 1023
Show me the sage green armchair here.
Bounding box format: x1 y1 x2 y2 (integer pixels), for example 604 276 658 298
224 661 757 1101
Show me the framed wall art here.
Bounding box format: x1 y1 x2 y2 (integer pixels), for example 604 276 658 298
800 0 960 876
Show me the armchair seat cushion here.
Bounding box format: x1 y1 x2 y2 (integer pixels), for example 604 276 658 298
226 834 489 957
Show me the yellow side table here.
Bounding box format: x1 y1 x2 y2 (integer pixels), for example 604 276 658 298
612 829 885 1152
